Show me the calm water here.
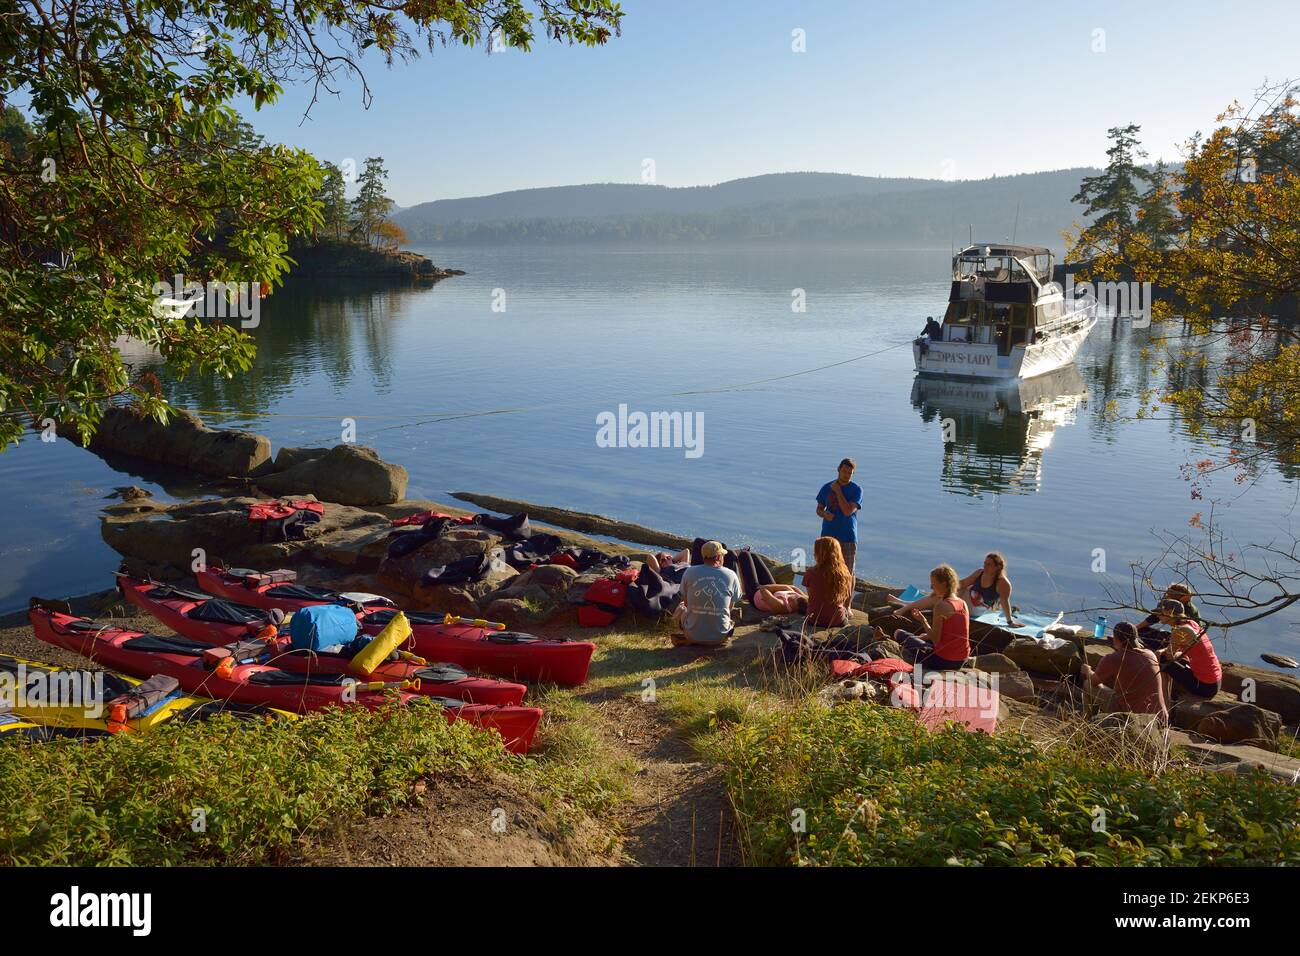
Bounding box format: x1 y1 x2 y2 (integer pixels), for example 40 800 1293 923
3 244 1298 663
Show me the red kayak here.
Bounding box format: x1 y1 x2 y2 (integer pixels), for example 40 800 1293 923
116 576 527 706
29 607 542 753
195 568 596 685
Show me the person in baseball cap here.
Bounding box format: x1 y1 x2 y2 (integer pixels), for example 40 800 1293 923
672 541 742 648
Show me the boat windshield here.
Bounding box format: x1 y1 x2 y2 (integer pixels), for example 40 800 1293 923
953 252 1052 284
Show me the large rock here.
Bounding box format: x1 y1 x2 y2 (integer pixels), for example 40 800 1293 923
995 670 1037 702
410 555 518 615
377 531 500 597
1170 695 1283 749
1219 662 1300 724
266 446 330 473
866 638 904 661
1083 643 1112 668
1002 637 1082 677
415 585 481 618
972 653 1021 674
510 564 578 599
66 406 270 477
255 444 407 505
1177 739 1300 784
484 585 558 629
1194 703 1282 748
100 494 392 578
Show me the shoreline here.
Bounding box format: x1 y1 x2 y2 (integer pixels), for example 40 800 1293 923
11 410 1298 683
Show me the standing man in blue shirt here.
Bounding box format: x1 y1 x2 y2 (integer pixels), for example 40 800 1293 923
816 458 863 613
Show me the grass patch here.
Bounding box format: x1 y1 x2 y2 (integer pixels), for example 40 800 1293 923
1275 729 1300 760
700 700 1300 866
515 687 639 822
0 700 509 866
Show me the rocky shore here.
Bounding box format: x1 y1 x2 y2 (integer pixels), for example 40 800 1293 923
21 408 1300 778
286 239 465 281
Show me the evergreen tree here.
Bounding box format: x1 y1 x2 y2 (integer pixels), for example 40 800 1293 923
351 157 394 248
316 162 350 240
1071 123 1155 260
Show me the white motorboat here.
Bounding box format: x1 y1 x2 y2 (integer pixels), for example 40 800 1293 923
913 244 1096 380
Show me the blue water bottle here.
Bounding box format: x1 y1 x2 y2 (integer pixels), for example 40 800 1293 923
1094 616 1107 639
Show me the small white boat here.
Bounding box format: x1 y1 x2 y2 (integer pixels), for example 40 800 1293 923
913 243 1096 380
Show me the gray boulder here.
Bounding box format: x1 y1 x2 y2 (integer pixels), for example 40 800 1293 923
972 653 1021 674
1219 662 1300 724
995 670 1037 702
484 586 557 629
1194 703 1282 748
255 444 407 505
408 551 518 615
1003 637 1082 677
99 494 392 579
377 530 500 597
511 564 578 599
266 446 330 473
866 638 904 661
67 406 270 478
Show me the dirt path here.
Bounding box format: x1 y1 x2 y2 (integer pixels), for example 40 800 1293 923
580 690 739 866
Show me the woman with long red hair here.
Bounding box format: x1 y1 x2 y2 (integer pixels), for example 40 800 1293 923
802 536 855 628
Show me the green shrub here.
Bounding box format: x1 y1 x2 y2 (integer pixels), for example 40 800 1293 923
704 702 1300 866
0 700 508 865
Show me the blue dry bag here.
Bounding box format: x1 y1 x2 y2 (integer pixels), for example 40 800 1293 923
288 603 360 651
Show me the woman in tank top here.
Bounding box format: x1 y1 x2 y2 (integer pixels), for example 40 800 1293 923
876 564 970 671
958 552 1019 628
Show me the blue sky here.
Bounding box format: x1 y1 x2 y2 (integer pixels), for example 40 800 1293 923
247 0 1300 206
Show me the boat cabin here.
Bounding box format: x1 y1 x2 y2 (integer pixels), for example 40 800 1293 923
938 244 1066 354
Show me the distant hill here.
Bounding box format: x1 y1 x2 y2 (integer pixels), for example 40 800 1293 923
393 169 1099 246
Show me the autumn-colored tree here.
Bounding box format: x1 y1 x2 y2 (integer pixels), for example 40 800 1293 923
374 220 408 251
1072 82 1300 628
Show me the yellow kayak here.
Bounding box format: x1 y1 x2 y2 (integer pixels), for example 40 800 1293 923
0 654 295 740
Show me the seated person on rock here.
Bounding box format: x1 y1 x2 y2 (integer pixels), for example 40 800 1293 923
752 582 807 615
1079 621 1168 721
875 564 969 671
671 540 742 648
1159 609 1222 701
1137 584 1202 650
957 552 1020 628
802 536 855 628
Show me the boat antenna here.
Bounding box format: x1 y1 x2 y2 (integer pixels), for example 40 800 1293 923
1011 202 1021 244
968 223 972 246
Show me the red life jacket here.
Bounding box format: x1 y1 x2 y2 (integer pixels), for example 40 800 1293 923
249 500 324 522
577 569 637 627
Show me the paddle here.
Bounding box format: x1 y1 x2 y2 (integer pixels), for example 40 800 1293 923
348 678 420 693
443 613 507 631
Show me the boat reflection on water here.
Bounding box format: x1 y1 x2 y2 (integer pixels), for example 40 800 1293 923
911 365 1088 495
